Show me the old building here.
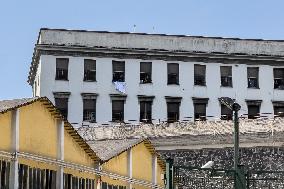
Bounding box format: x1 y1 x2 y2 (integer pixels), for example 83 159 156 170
28 28 284 125
0 97 165 189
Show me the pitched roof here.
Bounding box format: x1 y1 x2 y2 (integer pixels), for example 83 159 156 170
87 138 144 161
0 97 41 114
87 138 165 170
0 97 100 162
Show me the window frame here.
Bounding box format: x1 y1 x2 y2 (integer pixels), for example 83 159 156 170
83 59 96 82
167 63 179 85
194 64 206 86
55 58 69 81
140 62 152 84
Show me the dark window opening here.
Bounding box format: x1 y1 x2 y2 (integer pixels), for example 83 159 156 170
220 66 232 87
55 98 68 118
247 105 260 119
194 103 206 121
274 106 284 117
221 104 233 120
140 101 152 123
167 102 180 123
113 61 125 82
83 99 96 122
194 65 206 86
247 67 259 88
167 63 179 85
274 68 284 89
84 59 96 81
55 58 69 80
140 62 152 83
112 100 124 122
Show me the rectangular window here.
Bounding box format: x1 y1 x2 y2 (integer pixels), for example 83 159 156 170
167 63 179 85
247 67 259 88
247 105 260 119
83 99 96 122
113 61 125 82
140 101 152 123
84 59 96 81
220 66 232 87
55 98 68 118
194 103 206 120
55 58 69 80
274 106 284 117
140 62 152 83
167 102 179 122
221 104 233 120
112 100 124 122
194 65 206 86
274 68 284 89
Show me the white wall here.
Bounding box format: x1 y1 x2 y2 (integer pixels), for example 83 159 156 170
37 55 284 124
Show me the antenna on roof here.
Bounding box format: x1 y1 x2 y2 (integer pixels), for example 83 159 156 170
152 26 155 33
133 24 136 32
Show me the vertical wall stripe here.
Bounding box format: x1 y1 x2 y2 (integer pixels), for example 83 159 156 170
127 148 132 189
152 154 157 185
9 108 19 189
56 120 64 189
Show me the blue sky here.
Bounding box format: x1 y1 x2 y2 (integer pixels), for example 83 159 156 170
1 0 284 100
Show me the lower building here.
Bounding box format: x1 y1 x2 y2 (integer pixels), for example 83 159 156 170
0 97 165 189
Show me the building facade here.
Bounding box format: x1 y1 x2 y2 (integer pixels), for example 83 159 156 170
28 28 284 125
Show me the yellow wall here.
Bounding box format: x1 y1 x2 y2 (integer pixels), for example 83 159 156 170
156 163 164 186
64 130 95 167
0 112 12 151
132 142 152 182
102 151 128 186
19 158 57 171
19 101 58 158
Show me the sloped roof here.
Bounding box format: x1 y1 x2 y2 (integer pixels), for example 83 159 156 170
0 97 100 162
87 138 165 170
87 138 144 161
0 97 41 114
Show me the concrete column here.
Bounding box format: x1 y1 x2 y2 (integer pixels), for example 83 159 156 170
127 148 132 189
9 108 20 189
152 154 157 186
56 120 64 189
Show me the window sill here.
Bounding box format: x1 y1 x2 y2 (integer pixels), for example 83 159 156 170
221 86 233 88
167 83 180 85
139 82 153 85
55 79 69 81
194 84 206 87
84 80 97 82
274 88 284 90
247 87 260 89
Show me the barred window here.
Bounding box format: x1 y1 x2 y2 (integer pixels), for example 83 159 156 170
194 65 206 86
84 59 96 81
55 58 69 80
274 68 284 89
220 66 232 87
83 99 96 122
247 67 259 88
55 98 68 118
167 63 179 85
112 100 124 122
113 61 125 82
221 104 233 120
140 62 152 83
167 102 180 123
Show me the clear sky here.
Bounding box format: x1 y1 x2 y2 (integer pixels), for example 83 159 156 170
1 0 284 100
